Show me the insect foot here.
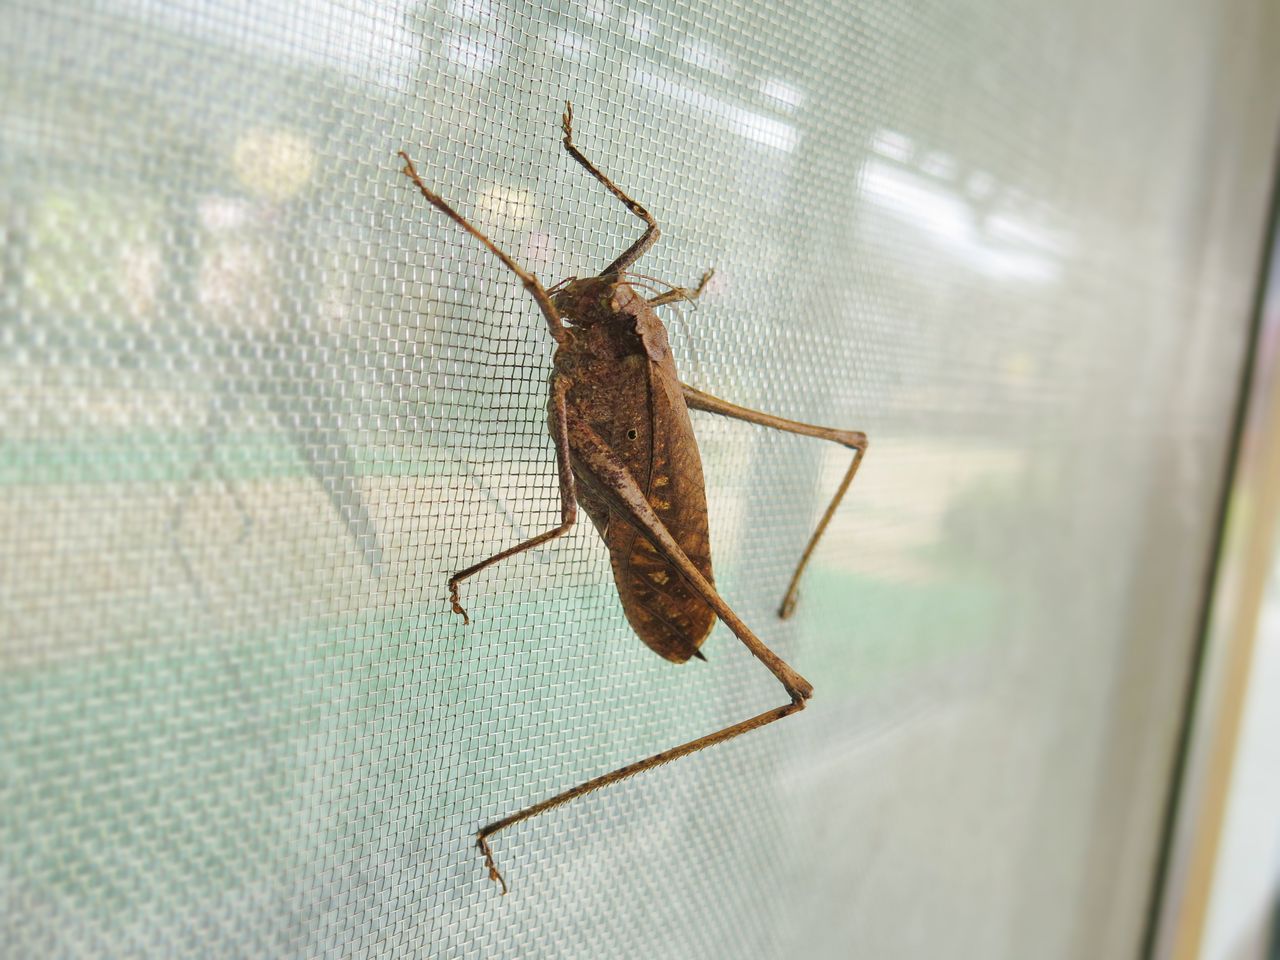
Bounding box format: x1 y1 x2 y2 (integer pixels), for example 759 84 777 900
476 834 508 895
448 579 471 625
778 591 801 620
561 101 574 142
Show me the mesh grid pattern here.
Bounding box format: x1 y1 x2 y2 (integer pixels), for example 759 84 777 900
2 1 1277 957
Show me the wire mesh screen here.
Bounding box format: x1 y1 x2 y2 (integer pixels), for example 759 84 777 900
2 1 1277 957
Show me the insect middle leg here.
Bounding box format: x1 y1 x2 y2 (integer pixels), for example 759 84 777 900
559 102 660 275
681 383 868 619
445 376 577 623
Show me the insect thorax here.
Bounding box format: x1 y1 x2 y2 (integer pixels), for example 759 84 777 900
551 275 647 328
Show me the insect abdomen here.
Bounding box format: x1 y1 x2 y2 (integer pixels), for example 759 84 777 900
610 525 715 663
609 332 715 663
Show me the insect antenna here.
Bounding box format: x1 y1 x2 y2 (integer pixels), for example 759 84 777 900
620 278 669 296
621 270 678 291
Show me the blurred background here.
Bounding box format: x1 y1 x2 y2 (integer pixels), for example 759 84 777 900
1 1 1278 957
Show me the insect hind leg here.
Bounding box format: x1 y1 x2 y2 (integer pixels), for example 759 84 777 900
477 698 802 893
473 422 813 891
445 376 578 623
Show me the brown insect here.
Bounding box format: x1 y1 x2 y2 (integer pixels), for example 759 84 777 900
399 103 867 893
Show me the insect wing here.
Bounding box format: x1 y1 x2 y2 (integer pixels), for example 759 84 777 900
603 314 716 663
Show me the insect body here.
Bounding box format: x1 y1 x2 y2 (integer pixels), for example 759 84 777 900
552 277 716 663
400 103 866 892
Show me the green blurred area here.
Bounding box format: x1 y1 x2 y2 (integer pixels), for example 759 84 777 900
0 556 998 918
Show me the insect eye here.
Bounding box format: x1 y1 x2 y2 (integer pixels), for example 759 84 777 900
626 428 638 440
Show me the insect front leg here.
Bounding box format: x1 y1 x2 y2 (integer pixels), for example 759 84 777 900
445 376 577 625
681 383 868 619
398 151 569 346
645 268 715 307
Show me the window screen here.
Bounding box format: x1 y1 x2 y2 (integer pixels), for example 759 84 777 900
2 1 1277 957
